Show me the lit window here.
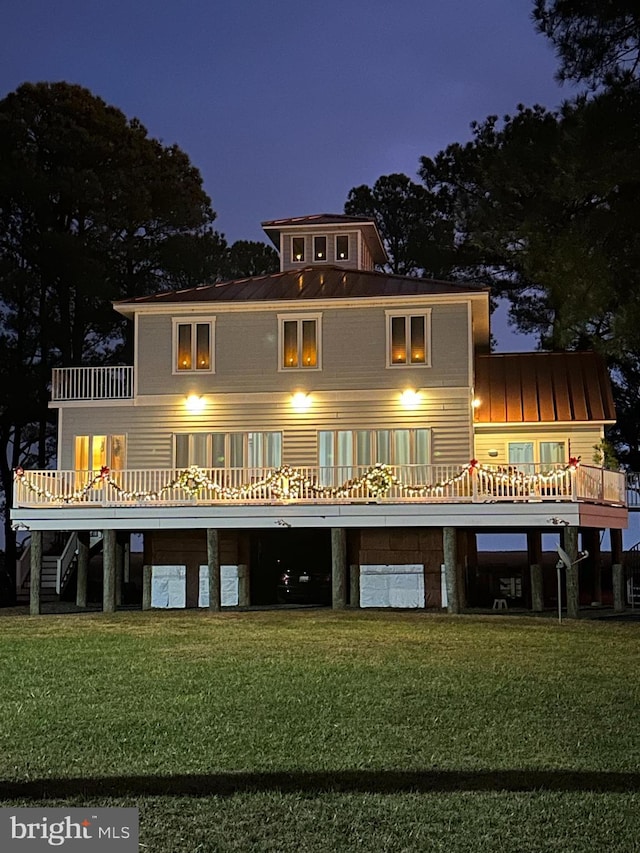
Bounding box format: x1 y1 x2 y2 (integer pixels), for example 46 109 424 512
387 311 431 366
318 428 430 484
173 319 214 373
314 235 327 262
335 234 349 261
291 237 305 263
74 435 126 470
279 314 321 370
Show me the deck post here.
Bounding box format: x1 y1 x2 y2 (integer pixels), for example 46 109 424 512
142 564 152 610
115 534 125 606
207 528 221 612
76 531 89 608
443 526 460 614
103 529 117 613
29 530 42 616
611 528 624 612
349 563 360 608
237 563 250 607
527 530 544 612
562 526 580 619
331 528 347 610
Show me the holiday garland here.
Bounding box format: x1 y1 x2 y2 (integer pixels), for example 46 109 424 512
13 457 581 505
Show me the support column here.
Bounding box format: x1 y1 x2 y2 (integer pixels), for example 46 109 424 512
562 526 580 619
331 528 347 610
76 531 90 608
349 563 360 608
237 564 250 607
29 530 43 616
142 564 152 610
207 528 221 612
102 529 117 613
443 527 460 614
582 528 602 604
611 527 625 612
527 530 544 612
115 534 125 606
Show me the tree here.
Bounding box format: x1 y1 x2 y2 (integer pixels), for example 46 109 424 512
224 240 279 279
533 0 640 86
0 81 226 594
344 173 456 277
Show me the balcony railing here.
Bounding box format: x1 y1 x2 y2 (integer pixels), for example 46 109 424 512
13 462 626 509
51 366 134 401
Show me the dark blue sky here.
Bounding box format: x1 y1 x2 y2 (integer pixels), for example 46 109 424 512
3 1 572 347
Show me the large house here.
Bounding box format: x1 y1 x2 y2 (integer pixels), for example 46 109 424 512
12 214 628 613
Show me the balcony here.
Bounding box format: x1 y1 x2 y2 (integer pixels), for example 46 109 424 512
51 366 134 401
13 462 627 509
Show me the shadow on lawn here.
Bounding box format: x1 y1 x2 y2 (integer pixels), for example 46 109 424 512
1 769 639 799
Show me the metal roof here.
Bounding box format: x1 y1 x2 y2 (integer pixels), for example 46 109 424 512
116 266 489 306
261 213 373 227
474 352 615 424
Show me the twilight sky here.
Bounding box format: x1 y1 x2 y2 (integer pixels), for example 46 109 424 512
3 0 573 346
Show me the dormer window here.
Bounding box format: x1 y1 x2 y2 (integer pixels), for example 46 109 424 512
291 237 305 263
336 235 349 261
314 236 327 262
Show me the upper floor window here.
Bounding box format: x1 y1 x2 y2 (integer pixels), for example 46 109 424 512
335 234 349 261
173 318 214 373
279 314 321 370
386 310 431 367
314 236 327 262
291 237 305 263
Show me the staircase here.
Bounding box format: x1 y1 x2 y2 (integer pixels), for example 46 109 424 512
16 532 82 603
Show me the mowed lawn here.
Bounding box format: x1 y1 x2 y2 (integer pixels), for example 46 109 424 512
0 610 639 852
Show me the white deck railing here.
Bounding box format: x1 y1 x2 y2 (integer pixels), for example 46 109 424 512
51 366 134 401
13 463 626 509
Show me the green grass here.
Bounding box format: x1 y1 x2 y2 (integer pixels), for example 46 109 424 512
0 609 639 851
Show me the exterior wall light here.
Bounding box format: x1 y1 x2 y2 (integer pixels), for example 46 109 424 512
185 394 205 414
472 398 481 409
400 389 421 408
291 392 312 412
488 449 499 458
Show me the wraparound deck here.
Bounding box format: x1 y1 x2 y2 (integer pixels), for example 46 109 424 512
14 462 626 508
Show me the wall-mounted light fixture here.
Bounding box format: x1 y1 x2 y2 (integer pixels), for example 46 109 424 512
400 389 422 409
472 398 481 409
291 392 312 413
488 448 499 458
185 394 206 414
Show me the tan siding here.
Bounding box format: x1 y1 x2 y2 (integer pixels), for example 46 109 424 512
59 388 472 469
136 302 471 396
473 425 604 466
281 229 361 271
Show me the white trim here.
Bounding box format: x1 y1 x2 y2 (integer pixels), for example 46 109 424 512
115 291 488 318
53 386 469 409
277 312 323 372
9 500 589 532
171 317 215 375
134 311 139 399
385 309 432 368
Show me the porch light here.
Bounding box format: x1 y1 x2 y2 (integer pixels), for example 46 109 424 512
185 394 205 414
400 389 421 408
291 392 312 412
472 397 481 409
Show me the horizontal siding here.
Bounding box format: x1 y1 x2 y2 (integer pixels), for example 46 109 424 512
136 302 471 396
59 390 472 469
473 425 604 466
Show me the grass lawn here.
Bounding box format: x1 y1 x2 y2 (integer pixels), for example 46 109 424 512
0 609 639 852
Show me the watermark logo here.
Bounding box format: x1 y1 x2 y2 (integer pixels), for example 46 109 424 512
0 808 138 851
